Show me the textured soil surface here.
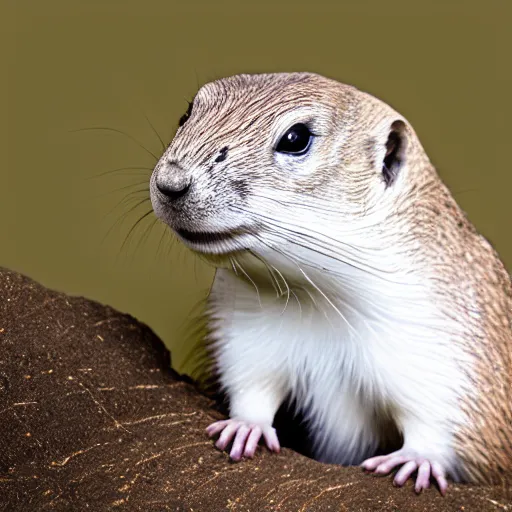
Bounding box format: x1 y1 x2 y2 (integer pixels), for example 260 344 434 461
0 267 511 511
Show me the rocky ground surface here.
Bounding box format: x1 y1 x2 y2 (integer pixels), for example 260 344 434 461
1 267 510 511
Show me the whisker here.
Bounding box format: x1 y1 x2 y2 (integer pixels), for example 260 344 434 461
269 262 291 315
254 235 359 339
118 209 155 256
293 259 357 337
144 113 166 152
298 285 319 310
296 284 331 328
250 191 388 219
251 192 340 215
133 216 159 258
235 251 292 316
290 288 303 319
243 205 366 256
97 183 149 198
101 197 151 246
272 270 285 297
247 250 281 297
156 223 172 261
70 126 159 161
232 257 262 309
85 166 153 180
104 192 150 220
249 193 390 242
171 231 190 268
233 206 409 284
230 256 239 277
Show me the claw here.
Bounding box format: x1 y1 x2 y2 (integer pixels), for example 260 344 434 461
206 418 280 460
431 461 448 495
243 425 262 458
230 424 251 461
215 420 240 450
393 460 418 486
361 449 449 495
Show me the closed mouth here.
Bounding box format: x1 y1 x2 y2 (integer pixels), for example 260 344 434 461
176 228 243 245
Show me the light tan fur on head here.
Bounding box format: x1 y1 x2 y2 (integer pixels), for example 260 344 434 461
150 72 512 488
151 73 418 247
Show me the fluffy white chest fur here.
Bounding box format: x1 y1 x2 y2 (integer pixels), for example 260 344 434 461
207 251 470 480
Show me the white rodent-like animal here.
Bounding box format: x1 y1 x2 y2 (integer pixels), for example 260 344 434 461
150 72 512 495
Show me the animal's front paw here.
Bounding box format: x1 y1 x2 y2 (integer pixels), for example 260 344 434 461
206 418 280 461
361 449 448 495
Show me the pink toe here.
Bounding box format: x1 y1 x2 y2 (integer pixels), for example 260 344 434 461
215 421 240 450
431 461 448 495
230 425 251 461
243 426 262 458
262 426 280 453
393 460 418 486
206 420 229 437
375 455 409 474
415 461 431 493
361 455 387 471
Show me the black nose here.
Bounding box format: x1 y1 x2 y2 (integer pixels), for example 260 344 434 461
156 178 191 201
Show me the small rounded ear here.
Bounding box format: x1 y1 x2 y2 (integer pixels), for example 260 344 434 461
382 120 407 187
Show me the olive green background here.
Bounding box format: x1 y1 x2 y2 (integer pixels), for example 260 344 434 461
1 0 510 373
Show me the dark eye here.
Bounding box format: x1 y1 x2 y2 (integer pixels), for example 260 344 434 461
178 101 193 127
276 123 313 155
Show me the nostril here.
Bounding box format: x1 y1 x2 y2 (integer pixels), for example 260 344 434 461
156 179 191 201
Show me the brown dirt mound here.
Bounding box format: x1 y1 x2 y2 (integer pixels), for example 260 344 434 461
0 267 510 511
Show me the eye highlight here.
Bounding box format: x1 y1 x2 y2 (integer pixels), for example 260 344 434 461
276 123 313 155
178 101 193 127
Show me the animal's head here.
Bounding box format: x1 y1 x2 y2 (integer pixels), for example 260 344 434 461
150 73 428 270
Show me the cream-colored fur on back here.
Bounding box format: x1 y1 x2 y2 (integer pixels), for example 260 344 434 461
150 72 512 486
